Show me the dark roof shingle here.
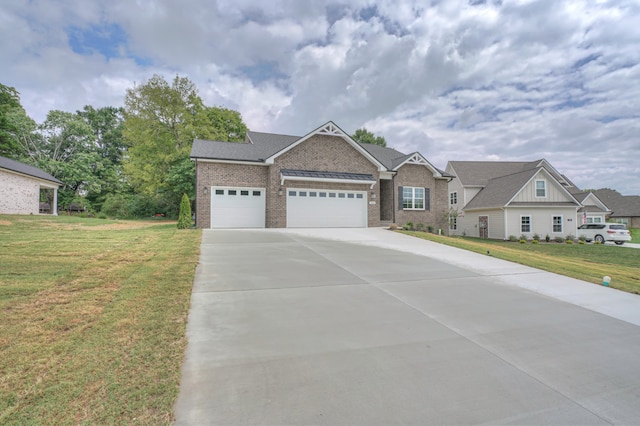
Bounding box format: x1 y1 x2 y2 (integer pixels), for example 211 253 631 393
0 156 62 185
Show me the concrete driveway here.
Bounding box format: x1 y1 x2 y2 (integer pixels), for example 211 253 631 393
174 228 640 425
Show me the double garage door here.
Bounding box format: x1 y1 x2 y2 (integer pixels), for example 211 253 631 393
286 189 367 228
210 186 367 228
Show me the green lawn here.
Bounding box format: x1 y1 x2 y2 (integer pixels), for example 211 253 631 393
400 231 640 295
0 215 201 425
630 228 640 243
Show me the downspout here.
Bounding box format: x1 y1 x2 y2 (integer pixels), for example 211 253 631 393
193 158 198 227
503 207 508 241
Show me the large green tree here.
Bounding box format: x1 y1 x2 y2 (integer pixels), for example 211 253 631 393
204 106 248 142
0 83 32 158
351 127 387 147
28 110 102 208
77 106 129 210
123 74 248 213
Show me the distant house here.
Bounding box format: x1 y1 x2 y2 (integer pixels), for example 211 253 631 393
0 156 62 215
190 121 452 229
446 159 608 240
592 189 640 228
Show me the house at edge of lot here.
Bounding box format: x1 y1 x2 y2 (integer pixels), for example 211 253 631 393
0 156 62 215
592 189 640 228
445 159 610 240
190 121 453 229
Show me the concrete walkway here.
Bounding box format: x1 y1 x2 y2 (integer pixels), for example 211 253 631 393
174 228 640 425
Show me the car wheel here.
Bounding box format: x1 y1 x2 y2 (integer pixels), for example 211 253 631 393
615 241 624 245
595 235 605 243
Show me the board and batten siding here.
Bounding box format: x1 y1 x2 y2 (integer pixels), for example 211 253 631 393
512 177 573 203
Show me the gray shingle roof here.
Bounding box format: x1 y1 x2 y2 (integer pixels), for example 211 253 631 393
464 168 539 210
356 143 406 169
448 160 542 186
0 156 63 185
593 189 640 217
191 131 299 162
281 169 375 182
190 129 449 176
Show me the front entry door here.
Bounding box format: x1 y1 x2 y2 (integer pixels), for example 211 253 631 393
479 216 488 239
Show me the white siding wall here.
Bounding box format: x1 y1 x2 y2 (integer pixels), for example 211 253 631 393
457 209 504 238
512 176 573 203
0 169 40 214
506 207 578 239
447 175 465 235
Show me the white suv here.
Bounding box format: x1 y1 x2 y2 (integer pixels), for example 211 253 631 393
577 223 632 245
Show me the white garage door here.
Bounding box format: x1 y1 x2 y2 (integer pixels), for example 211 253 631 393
210 187 265 228
287 188 367 228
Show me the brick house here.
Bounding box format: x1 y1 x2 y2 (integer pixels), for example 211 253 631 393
190 121 452 229
0 156 62 215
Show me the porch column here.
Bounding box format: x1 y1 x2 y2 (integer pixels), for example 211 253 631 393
53 187 58 215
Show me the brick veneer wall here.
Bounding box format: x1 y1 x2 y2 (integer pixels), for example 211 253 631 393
394 164 449 232
267 134 381 227
0 170 40 214
195 161 268 228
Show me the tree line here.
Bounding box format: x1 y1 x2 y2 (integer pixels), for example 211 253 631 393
0 75 247 218
1 75 385 218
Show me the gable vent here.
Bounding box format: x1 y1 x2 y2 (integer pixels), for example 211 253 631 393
317 123 342 136
407 153 429 165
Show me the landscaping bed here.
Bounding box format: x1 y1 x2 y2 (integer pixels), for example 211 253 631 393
400 230 640 295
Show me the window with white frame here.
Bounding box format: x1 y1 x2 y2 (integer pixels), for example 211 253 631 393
403 187 425 210
449 215 457 230
614 218 629 225
535 180 546 197
450 192 457 205
586 217 603 224
553 216 563 233
521 216 531 233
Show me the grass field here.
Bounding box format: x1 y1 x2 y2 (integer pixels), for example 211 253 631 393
400 231 640 295
0 215 201 425
631 228 640 243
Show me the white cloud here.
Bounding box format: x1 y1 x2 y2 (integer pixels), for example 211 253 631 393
1 0 639 194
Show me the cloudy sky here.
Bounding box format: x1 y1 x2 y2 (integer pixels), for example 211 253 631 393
2 0 639 194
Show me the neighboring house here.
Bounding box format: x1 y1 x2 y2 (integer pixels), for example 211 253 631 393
0 156 62 215
446 159 608 240
592 189 640 228
190 121 452 229
571 191 610 225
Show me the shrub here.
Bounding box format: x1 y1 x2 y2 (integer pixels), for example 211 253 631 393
578 234 587 242
554 236 565 243
545 234 550 242
519 234 528 241
532 239 539 244
566 239 573 244
389 223 398 230
565 234 575 243
520 239 526 244
404 222 414 231
427 225 434 233
101 194 134 218
416 223 425 232
533 233 540 241
579 240 586 245
177 194 192 229
509 235 518 242
97 212 108 219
